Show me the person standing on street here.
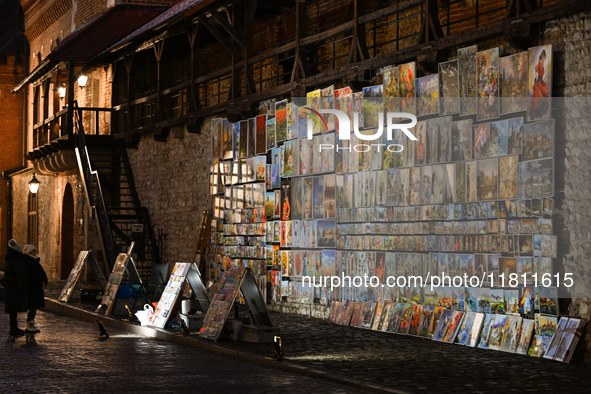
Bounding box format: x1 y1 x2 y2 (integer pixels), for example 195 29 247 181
23 244 47 333
4 240 28 337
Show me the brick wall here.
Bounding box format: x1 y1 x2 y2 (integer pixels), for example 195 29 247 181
0 50 24 266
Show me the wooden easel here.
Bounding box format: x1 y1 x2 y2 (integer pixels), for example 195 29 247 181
195 210 212 275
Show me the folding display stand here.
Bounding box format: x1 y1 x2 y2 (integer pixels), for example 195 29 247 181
200 266 277 342
149 262 211 329
58 250 107 303
96 243 143 316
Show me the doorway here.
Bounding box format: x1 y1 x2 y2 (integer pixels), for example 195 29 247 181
60 183 74 279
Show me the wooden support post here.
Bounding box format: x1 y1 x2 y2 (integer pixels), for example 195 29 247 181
125 54 134 133
188 22 200 113
291 0 310 83
348 0 370 65
419 0 445 45
66 62 75 136
243 0 257 96
230 4 243 101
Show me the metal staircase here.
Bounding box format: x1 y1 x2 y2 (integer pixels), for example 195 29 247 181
73 102 160 280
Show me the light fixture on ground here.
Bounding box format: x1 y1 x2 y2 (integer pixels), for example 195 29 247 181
77 75 88 88
29 173 40 194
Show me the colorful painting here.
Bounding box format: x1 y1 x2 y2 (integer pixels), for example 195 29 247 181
523 119 554 161
501 315 522 353
455 312 476 345
499 155 518 200
477 158 498 201
515 319 535 355
466 312 485 347
239 120 248 158
472 123 489 159
477 48 499 120
335 87 353 136
362 84 384 128
477 314 495 349
500 52 527 114
488 119 508 157
321 85 336 132
383 68 399 114
459 45 478 115
271 147 281 189
518 158 553 199
408 304 423 336
527 45 552 122
488 314 507 351
399 62 416 114
247 117 256 157
266 118 276 151
507 117 523 155
256 114 267 154
439 59 459 115
306 90 321 136
416 74 439 117
451 119 472 162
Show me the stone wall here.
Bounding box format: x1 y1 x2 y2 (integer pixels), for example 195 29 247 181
542 11 591 362
126 124 212 267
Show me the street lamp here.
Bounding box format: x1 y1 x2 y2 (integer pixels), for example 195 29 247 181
77 75 88 88
58 85 66 98
29 173 40 194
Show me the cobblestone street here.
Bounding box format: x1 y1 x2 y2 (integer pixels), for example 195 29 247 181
39 283 591 393
0 302 364 393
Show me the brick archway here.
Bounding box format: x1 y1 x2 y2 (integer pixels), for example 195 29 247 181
60 183 74 280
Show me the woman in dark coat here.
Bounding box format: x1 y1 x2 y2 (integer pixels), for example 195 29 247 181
4 240 28 337
23 244 47 333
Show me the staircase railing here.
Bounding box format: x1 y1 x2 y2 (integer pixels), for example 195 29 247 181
72 100 115 270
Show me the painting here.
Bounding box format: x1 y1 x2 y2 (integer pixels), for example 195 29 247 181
527 44 552 122
383 68 400 115
501 315 522 353
523 119 554 161
455 312 476 346
211 118 222 158
472 123 489 159
539 286 558 315
477 48 499 120
247 117 256 157
499 155 518 200
408 304 423 336
324 174 336 218
488 314 507 351
335 87 353 136
287 102 298 140
500 52 527 114
321 85 336 132
466 160 477 202
239 120 248 158
431 165 446 204
291 178 303 220
222 119 233 160
306 90 321 135
515 319 535 355
477 158 498 201
271 147 281 189
518 158 553 199
416 74 439 117
507 117 524 155
477 314 495 349
488 119 508 157
459 45 478 116
313 176 325 219
543 317 568 360
362 84 384 128
436 116 452 163
263 118 274 152
303 177 313 219
399 62 416 114
256 114 267 154
451 119 472 162
439 59 459 115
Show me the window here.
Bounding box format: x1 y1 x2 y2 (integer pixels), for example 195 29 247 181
28 192 38 246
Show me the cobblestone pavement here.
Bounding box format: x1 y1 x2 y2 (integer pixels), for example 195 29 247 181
44 282 591 393
0 302 365 394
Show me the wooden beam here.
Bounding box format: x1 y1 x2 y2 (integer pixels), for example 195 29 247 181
209 8 247 49
348 0 370 64
187 22 200 112
243 0 257 95
114 0 591 143
197 14 240 58
419 0 444 44
291 0 309 83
